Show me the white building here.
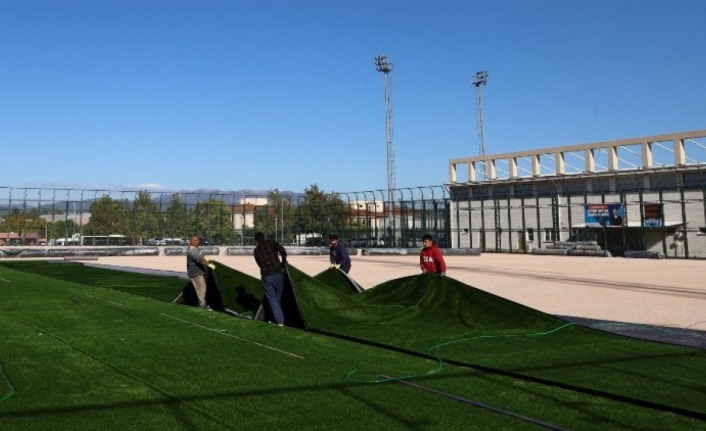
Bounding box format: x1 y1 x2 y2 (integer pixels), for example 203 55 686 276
447 129 706 258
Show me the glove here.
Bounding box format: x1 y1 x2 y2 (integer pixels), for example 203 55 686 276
208 263 216 270
329 264 335 269
334 264 340 269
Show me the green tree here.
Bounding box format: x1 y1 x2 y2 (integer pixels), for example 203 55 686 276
253 189 297 243
85 196 122 235
22 214 50 243
50 219 78 241
0 208 49 244
129 191 162 245
187 198 234 245
164 195 188 239
0 209 23 233
296 184 348 238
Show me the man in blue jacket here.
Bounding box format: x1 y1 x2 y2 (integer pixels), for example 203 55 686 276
329 234 351 274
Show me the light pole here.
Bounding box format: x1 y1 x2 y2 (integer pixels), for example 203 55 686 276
375 54 396 242
64 189 70 245
473 70 489 180
240 214 245 245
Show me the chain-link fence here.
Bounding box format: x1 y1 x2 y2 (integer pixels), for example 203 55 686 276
0 186 450 249
2 183 705 258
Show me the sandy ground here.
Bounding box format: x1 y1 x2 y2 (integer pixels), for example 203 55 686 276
4 249 706 347
82 250 706 331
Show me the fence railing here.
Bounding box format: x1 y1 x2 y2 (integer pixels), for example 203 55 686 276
0 186 451 248
3 184 704 259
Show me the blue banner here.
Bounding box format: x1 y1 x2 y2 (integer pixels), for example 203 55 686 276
584 203 623 227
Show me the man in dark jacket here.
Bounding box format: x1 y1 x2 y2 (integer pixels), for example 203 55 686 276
253 232 288 326
328 234 351 274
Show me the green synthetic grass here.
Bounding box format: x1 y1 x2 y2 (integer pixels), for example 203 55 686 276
0 260 188 302
311 268 360 296
289 269 706 418
207 261 264 317
1 261 705 430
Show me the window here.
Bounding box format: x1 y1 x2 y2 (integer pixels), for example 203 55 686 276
536 183 557 197
514 183 534 198
451 187 469 200
473 187 490 199
684 173 706 190
526 228 534 241
493 186 510 198
544 228 557 242
698 228 706 236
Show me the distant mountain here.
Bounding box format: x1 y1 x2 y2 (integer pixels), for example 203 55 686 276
152 189 303 206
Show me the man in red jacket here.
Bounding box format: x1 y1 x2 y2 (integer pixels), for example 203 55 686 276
419 234 446 276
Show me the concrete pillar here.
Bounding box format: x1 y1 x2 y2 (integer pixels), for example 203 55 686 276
532 154 541 176
556 151 565 175
641 142 653 168
674 139 686 165
509 157 518 179
585 148 595 173
608 146 618 171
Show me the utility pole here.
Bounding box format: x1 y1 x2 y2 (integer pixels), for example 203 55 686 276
375 54 396 241
473 70 489 180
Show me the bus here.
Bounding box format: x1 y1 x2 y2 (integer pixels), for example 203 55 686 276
53 233 81 246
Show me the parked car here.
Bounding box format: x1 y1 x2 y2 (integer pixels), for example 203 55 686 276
367 236 385 247
347 237 366 248
304 237 329 247
148 237 166 246
344 236 378 248
379 236 393 247
401 237 423 247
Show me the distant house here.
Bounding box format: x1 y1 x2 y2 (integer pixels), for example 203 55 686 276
230 202 259 230
0 232 39 246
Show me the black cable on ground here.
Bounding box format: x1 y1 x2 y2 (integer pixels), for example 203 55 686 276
308 327 706 422
380 374 573 431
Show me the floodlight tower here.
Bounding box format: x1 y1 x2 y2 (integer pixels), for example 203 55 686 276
375 54 396 237
473 70 489 180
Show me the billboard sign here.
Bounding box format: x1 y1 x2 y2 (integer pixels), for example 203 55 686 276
584 203 623 227
642 203 663 227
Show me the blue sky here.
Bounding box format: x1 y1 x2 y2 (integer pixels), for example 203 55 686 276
1 0 704 194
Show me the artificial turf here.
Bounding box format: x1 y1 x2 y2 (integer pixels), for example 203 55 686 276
290 268 706 419
1 260 705 430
